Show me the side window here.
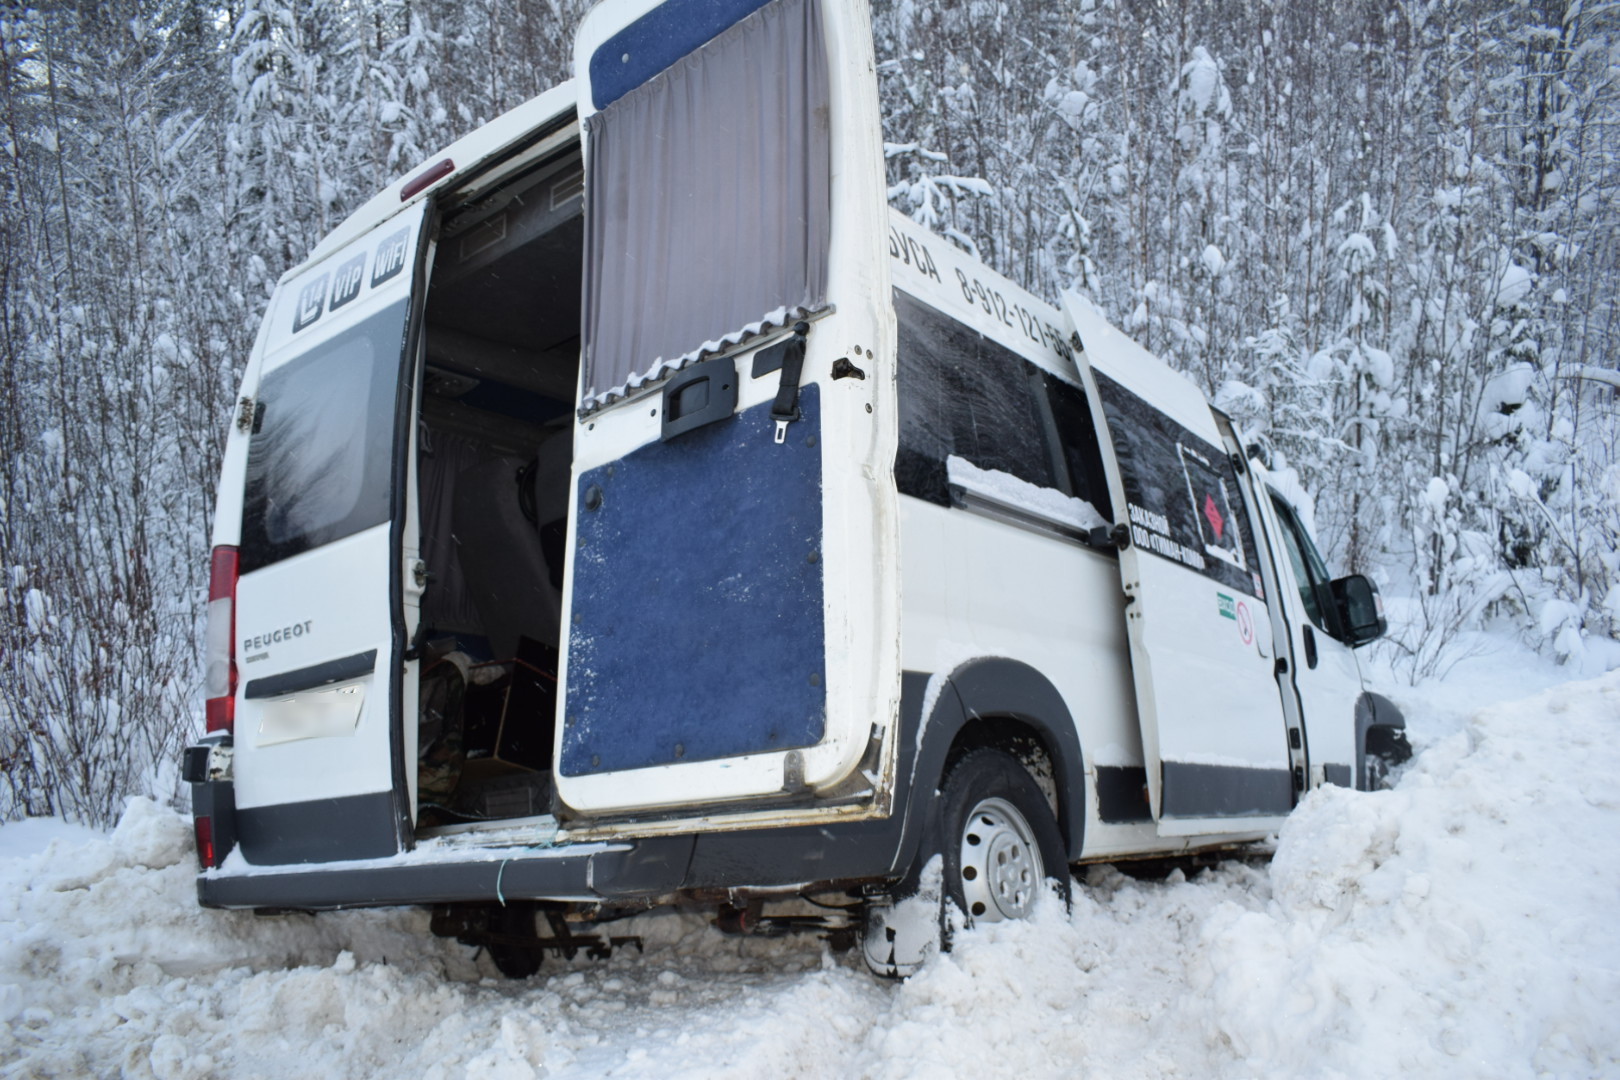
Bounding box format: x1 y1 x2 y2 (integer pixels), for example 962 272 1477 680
1178 442 1248 571
894 289 1057 505
1090 369 1264 597
1043 373 1113 522
1268 492 1343 638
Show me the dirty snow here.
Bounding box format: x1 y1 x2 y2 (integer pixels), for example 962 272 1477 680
3 658 1619 1078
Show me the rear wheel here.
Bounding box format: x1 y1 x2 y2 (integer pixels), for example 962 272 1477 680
862 747 1069 978
486 902 544 978
941 749 1069 929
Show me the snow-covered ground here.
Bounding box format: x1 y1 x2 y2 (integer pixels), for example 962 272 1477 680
3 647 1618 1079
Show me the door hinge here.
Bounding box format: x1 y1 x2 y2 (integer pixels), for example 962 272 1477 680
1293 765 1306 792
404 558 430 601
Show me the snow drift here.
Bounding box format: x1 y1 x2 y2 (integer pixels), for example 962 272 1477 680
2 671 1617 1079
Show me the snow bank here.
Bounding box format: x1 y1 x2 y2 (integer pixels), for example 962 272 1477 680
1198 670 1620 1077
3 670 1618 1078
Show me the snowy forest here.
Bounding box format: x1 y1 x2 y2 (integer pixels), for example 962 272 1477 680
1 0 1617 827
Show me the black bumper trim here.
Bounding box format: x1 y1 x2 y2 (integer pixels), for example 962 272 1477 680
197 833 695 910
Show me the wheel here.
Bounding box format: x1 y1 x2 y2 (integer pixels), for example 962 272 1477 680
862 747 1070 978
940 748 1069 930
484 902 545 979
1362 726 1412 791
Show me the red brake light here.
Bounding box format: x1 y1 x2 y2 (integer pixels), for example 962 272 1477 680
401 158 454 201
204 546 238 734
195 815 216 869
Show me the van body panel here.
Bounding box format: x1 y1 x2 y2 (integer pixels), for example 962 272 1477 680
227 200 432 863
1063 291 1293 834
563 388 827 776
554 0 898 818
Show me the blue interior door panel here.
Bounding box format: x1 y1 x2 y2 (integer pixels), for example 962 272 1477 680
562 386 826 776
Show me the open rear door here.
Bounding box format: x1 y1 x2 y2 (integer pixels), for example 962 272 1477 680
556 0 897 820
1061 292 1293 836
228 202 431 864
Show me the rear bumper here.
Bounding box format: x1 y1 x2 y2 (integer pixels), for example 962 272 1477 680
197 833 696 910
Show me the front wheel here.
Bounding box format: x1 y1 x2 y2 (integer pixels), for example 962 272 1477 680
1362 726 1412 791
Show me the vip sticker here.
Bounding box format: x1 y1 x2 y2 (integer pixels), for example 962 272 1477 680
329 252 366 311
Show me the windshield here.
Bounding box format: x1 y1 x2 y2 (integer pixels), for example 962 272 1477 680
240 300 408 573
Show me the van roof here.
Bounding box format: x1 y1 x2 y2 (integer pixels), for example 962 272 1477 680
290 80 579 281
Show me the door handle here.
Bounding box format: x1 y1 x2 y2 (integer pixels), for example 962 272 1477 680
1303 624 1319 670
661 357 738 441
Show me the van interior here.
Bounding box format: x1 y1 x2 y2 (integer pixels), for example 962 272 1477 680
412 137 584 833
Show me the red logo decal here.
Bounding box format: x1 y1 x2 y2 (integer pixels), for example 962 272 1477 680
1203 493 1225 540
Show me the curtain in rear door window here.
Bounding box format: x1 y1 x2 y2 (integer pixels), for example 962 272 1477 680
579 0 830 406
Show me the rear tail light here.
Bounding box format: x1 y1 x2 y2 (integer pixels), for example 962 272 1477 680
194 815 217 869
204 545 239 733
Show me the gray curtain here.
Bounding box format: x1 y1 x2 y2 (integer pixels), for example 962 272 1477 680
580 0 830 406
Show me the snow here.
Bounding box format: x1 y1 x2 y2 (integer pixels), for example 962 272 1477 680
946 454 1108 533
1496 263 1533 308
4 655 1620 1078
1181 47 1227 117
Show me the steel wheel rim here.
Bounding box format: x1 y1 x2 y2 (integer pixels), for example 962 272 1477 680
958 796 1044 922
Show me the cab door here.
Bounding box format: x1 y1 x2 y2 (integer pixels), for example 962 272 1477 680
1253 484 1364 789
227 202 431 864
1061 293 1293 836
555 0 898 818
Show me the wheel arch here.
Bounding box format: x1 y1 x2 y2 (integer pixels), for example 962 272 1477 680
1354 691 1410 791
897 657 1087 871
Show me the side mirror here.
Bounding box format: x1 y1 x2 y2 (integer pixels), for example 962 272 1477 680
1330 574 1386 647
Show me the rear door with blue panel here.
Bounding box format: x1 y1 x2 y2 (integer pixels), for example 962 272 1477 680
557 0 899 817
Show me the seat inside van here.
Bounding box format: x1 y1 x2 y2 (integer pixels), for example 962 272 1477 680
412 143 584 831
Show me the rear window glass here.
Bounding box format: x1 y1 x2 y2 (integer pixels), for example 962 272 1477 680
240 301 408 573
895 289 1057 505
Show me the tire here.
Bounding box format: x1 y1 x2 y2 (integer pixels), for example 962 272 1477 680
1362 726 1412 791
939 748 1069 934
485 902 544 979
